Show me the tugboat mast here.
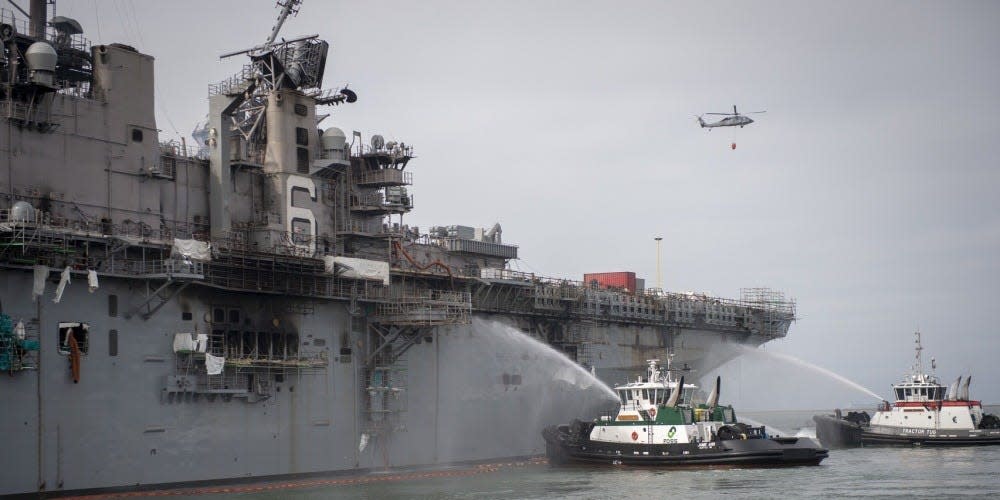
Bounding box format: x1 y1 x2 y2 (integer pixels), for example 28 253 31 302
912 330 924 382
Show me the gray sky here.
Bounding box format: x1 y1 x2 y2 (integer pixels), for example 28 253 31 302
54 0 1000 407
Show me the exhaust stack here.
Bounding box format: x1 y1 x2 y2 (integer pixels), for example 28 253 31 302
666 376 684 407
29 0 46 38
706 376 721 407
959 375 971 401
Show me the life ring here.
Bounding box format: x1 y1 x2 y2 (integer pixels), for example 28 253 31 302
630 431 639 441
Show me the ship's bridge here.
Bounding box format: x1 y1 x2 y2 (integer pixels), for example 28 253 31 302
892 380 945 403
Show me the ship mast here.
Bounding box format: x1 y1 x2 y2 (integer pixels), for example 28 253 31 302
912 330 924 381
265 0 302 47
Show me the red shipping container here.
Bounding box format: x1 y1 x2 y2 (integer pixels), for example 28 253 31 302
583 272 637 293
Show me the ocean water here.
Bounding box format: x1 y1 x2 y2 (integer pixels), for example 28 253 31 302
176 408 1000 500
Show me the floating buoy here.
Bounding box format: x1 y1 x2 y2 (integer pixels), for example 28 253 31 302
731 142 736 150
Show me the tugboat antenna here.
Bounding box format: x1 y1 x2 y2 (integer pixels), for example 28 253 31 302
913 330 924 380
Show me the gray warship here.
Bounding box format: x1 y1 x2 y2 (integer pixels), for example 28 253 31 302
0 1 796 495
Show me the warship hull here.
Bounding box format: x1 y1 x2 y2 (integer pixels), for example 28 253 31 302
0 270 789 496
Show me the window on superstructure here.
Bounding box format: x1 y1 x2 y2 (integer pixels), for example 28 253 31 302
272 333 284 359
108 294 118 317
294 103 308 116
896 389 904 400
57 323 89 355
296 147 309 173
132 128 143 142
257 332 271 358
291 186 314 207
292 218 312 244
108 329 118 357
225 331 241 358
241 331 255 357
213 308 225 323
295 127 309 146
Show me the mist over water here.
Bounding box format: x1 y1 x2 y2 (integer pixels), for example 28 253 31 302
737 416 792 438
432 318 619 462
733 345 884 402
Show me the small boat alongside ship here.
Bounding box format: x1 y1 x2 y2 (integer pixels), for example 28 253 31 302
814 332 1000 448
542 357 828 466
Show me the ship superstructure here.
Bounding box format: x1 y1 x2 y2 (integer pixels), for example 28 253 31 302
0 1 796 495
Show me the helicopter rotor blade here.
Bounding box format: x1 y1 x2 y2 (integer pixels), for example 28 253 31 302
733 105 738 115
704 113 733 115
745 110 767 114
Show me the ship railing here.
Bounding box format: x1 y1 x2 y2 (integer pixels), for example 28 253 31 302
104 258 205 279
0 209 192 242
0 207 49 227
355 143 415 158
0 9 92 51
355 169 412 186
160 141 205 160
370 289 471 325
209 63 257 96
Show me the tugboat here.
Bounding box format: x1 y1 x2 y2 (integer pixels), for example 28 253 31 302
542 357 828 466
814 332 1000 447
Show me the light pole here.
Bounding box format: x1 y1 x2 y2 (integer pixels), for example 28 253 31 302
654 237 663 290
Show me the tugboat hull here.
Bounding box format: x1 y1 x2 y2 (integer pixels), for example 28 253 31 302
814 414 1000 448
542 426 827 467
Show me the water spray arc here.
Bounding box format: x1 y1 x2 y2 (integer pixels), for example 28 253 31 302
735 345 884 402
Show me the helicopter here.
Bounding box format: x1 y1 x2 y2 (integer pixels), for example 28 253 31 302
697 105 765 129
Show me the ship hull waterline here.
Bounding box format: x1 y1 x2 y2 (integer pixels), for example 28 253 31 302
543 427 828 467
813 415 1000 448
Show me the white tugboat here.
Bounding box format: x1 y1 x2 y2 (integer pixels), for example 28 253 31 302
814 332 1000 447
543 356 828 466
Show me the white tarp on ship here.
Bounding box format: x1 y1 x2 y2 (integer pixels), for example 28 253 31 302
323 256 390 285
87 270 99 293
205 353 225 375
172 333 208 353
53 266 71 304
32 265 47 301
172 238 212 261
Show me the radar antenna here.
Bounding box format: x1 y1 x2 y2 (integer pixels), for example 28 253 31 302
266 0 303 48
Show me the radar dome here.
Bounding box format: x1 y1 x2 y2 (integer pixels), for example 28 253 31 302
321 127 347 150
25 42 57 87
11 201 35 222
25 42 57 72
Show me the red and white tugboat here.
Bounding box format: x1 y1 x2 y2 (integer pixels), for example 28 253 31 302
543 356 828 466
814 332 1000 447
